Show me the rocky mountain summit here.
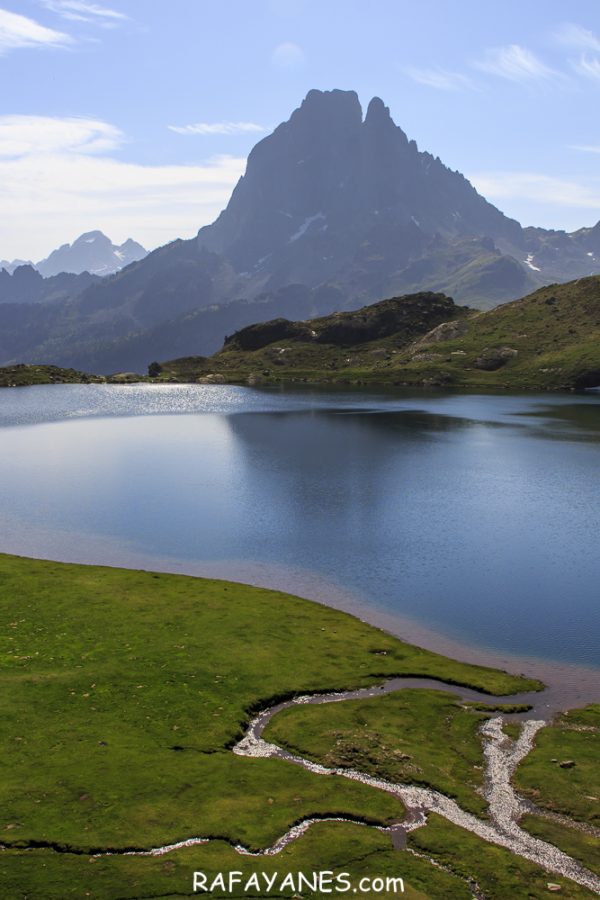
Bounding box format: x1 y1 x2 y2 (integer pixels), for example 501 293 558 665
1 231 147 279
199 90 523 286
36 231 147 277
194 88 600 305
1 89 599 372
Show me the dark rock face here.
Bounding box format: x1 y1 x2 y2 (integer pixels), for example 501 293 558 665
474 347 518 371
574 369 600 389
198 89 523 285
225 318 312 351
313 293 458 346
225 292 462 352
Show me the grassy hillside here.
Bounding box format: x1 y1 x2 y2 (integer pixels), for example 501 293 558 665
383 239 537 310
0 365 151 387
158 276 600 391
0 364 104 387
512 705 600 878
514 705 600 828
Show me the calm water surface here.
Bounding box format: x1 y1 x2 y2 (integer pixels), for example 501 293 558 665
0 383 599 669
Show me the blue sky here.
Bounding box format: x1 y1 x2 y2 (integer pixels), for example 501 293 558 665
2 0 600 259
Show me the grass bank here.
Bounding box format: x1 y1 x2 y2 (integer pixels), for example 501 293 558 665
0 553 543 897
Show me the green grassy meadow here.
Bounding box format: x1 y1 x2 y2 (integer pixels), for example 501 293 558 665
513 705 600 827
4 552 594 900
264 689 492 817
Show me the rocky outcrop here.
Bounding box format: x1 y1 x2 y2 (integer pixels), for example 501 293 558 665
414 318 469 345
225 292 465 352
225 318 313 351
474 347 519 371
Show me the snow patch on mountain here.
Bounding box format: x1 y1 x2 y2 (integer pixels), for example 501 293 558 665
289 213 326 243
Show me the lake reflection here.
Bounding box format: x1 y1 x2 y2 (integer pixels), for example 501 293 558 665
0 384 599 668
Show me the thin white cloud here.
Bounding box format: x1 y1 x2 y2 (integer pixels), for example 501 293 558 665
0 115 245 259
39 0 127 24
572 54 600 80
271 41 305 67
553 22 600 52
551 24 600 83
570 144 600 153
0 7 71 54
470 170 600 210
0 115 123 156
404 66 475 91
474 44 559 82
169 121 266 136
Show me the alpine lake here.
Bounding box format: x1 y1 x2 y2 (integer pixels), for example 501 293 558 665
1 382 598 672
2 382 600 899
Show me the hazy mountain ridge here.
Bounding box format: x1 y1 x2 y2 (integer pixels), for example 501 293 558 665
0 258 33 275
1 231 147 280
0 266 100 306
37 231 147 277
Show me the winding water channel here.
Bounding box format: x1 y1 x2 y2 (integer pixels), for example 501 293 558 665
86 679 600 894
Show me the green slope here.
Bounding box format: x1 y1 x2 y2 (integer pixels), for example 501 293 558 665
0 554 545 898
0 364 104 387
158 276 600 391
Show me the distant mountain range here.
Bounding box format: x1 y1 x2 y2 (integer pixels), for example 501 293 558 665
0 266 99 306
0 258 33 275
1 231 147 278
1 89 599 373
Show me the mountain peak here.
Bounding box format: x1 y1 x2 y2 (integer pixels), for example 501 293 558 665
363 94 405 144
198 88 522 271
365 96 391 123
36 231 147 277
289 88 363 132
77 230 105 240
12 264 41 282
75 231 112 248
301 87 360 110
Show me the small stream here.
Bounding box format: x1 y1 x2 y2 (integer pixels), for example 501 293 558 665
85 679 600 894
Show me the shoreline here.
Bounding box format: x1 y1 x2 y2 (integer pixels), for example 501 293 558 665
1 535 598 716
1 371 598 394
147 557 600 718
